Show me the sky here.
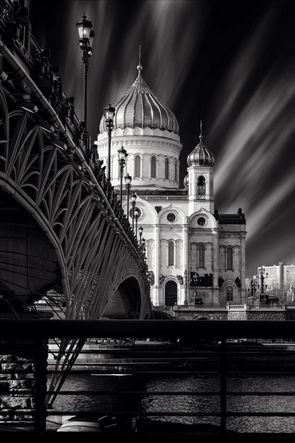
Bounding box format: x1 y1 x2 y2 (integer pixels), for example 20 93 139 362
28 0 295 277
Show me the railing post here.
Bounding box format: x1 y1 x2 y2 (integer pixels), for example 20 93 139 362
220 337 227 434
34 338 48 436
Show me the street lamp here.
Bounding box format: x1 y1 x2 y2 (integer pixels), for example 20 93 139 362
76 14 94 146
141 238 146 260
250 275 259 307
124 173 132 220
118 146 128 203
134 208 140 239
258 266 268 295
131 192 137 230
184 270 188 305
138 226 143 244
103 104 115 181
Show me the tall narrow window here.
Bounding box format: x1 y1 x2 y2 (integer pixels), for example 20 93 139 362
174 159 177 181
197 176 205 197
135 155 141 178
198 243 205 268
165 158 169 180
168 241 174 266
191 243 197 270
227 247 233 271
151 156 156 178
226 286 233 301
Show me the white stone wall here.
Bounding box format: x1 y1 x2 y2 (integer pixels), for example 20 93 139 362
95 128 182 189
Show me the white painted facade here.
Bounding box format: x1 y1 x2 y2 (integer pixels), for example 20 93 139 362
95 65 247 307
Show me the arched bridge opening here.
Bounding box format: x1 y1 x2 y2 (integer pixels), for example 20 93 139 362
102 277 141 319
0 188 61 309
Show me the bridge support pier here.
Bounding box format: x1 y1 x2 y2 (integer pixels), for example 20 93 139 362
0 314 48 432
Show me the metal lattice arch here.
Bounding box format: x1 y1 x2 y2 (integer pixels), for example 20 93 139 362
0 86 151 320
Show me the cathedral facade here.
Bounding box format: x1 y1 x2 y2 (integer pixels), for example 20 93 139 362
95 62 247 307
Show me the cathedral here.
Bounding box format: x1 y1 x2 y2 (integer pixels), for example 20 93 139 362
95 61 246 308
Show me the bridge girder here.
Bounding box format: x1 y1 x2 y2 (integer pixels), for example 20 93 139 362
0 84 152 320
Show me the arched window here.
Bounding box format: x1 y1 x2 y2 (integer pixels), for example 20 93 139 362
198 243 205 268
151 156 156 178
227 247 233 271
174 159 178 181
226 286 234 301
165 158 169 180
197 176 205 197
134 155 141 178
168 241 174 266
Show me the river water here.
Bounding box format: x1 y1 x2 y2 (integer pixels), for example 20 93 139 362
51 373 295 433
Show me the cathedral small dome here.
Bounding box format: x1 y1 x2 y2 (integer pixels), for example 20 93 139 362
99 63 179 134
183 174 189 189
187 122 214 167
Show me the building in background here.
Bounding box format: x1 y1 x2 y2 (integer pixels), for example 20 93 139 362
257 262 295 304
95 62 247 308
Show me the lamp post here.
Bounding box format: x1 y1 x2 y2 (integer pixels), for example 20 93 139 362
103 104 115 181
184 269 188 305
250 275 259 307
134 208 140 239
131 192 137 231
258 266 268 295
118 146 128 204
138 226 143 245
141 238 146 260
124 173 132 220
76 14 94 147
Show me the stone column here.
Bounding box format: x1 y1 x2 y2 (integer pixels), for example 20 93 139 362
153 224 161 305
212 230 219 305
182 224 188 305
240 234 246 303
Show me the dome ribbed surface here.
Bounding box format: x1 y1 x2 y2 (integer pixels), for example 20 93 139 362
187 135 214 167
99 66 179 134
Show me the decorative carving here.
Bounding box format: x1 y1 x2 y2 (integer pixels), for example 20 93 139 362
159 274 165 285
176 275 183 285
147 271 154 285
218 276 225 288
235 277 241 288
190 272 213 287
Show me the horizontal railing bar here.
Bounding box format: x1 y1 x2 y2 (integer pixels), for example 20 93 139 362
6 389 295 397
1 319 295 338
6 390 295 397
46 370 220 374
45 411 295 418
49 358 212 362
45 411 222 417
7 409 295 418
226 412 295 417
48 390 221 396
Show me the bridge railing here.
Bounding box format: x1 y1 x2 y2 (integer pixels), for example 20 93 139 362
0 0 147 267
1 319 295 439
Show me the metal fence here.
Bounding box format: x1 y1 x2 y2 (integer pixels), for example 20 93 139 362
1 319 295 440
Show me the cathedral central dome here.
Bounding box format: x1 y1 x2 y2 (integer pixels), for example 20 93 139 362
99 63 179 134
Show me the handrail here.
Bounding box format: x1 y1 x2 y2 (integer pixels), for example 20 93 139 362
1 319 295 437
0 319 295 338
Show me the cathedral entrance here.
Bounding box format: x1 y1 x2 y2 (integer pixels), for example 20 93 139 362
165 280 177 306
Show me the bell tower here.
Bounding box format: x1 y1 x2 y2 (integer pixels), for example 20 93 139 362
187 122 215 216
